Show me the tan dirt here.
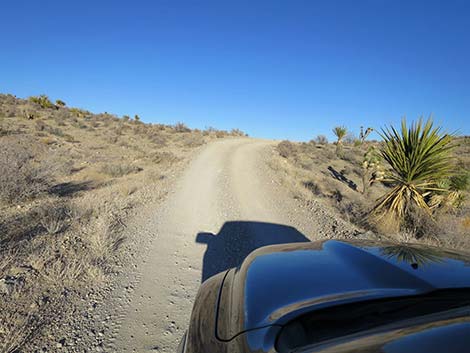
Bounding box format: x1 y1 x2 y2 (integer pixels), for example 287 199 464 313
109 138 356 352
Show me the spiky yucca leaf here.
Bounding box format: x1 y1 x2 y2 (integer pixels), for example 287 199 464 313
332 126 347 143
372 118 455 222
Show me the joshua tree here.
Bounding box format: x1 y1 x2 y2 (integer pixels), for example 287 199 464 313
360 126 374 143
371 117 455 226
333 126 347 156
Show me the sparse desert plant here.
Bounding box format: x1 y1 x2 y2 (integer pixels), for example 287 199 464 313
277 140 296 158
333 126 347 156
37 199 72 235
0 141 52 203
134 114 140 122
230 128 246 136
28 94 54 109
122 115 131 121
69 107 88 118
150 151 177 164
430 171 469 209
22 110 36 120
55 99 66 107
100 163 142 177
361 146 384 194
314 135 328 145
181 134 205 147
174 122 191 133
371 118 456 231
215 130 227 138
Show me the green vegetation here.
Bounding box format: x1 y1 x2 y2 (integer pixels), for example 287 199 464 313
372 118 456 227
29 94 54 109
55 99 66 107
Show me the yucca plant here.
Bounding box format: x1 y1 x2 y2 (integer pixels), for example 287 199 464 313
333 126 347 156
372 117 455 225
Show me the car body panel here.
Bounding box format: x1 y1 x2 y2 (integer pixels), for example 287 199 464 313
184 239 470 353
299 312 470 353
217 240 470 341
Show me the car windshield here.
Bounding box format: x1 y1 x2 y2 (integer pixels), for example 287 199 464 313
276 289 470 353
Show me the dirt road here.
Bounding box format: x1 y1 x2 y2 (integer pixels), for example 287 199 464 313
110 138 345 352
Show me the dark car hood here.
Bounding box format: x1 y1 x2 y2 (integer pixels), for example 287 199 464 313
216 240 470 340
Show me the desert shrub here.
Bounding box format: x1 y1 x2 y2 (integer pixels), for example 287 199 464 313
174 122 191 133
28 95 54 109
69 107 88 118
277 140 296 158
403 204 441 239
37 199 72 235
181 134 205 147
100 163 142 177
148 132 167 146
0 141 52 203
340 149 360 163
150 151 177 164
215 130 227 138
55 99 66 107
46 126 65 137
230 128 246 136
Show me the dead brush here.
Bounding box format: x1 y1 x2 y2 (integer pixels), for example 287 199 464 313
150 151 177 164
100 163 142 177
0 140 52 204
277 140 296 158
36 199 72 235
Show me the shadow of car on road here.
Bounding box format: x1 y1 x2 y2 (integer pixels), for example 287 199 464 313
196 221 310 282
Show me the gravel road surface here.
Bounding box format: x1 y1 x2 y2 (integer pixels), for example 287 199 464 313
109 138 356 352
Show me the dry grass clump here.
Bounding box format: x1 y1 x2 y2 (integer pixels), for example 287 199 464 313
149 151 178 164
100 163 142 177
37 198 72 235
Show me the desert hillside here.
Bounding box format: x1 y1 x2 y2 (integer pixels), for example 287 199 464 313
0 93 245 352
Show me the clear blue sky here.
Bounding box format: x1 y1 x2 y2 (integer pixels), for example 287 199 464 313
2 0 469 141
